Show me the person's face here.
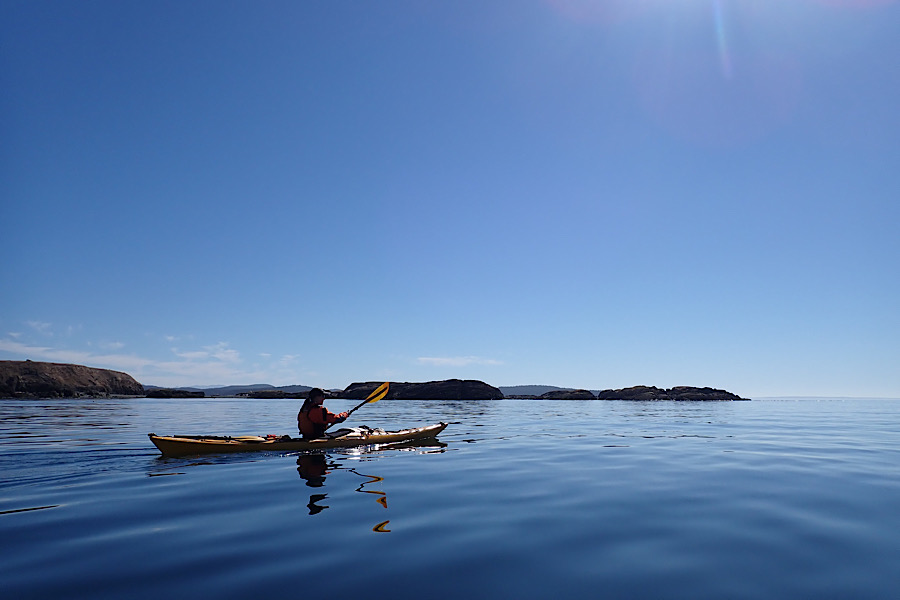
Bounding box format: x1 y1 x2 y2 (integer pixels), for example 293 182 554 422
312 394 325 405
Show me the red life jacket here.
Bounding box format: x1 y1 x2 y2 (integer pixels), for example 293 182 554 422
298 405 330 439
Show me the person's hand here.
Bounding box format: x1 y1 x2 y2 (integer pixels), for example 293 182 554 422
338 412 349 421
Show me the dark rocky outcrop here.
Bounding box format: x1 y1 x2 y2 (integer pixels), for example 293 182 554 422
666 386 748 401
0 360 145 398
595 386 747 401
342 379 503 400
595 386 668 400
541 389 596 400
145 388 205 398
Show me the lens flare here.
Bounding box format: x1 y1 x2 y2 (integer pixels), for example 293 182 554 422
632 47 802 147
713 0 733 79
811 0 896 7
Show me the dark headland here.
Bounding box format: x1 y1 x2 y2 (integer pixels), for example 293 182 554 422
0 360 144 398
0 360 748 401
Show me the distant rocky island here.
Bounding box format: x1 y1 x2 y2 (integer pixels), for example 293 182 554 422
500 385 748 401
509 385 748 401
343 379 504 400
595 386 747 401
0 360 144 398
0 360 748 401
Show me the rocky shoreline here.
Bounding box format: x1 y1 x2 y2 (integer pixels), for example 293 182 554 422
0 360 748 401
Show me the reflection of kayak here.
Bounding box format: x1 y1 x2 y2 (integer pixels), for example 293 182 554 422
148 423 448 457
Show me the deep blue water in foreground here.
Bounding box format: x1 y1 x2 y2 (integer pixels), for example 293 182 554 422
2 397 899 599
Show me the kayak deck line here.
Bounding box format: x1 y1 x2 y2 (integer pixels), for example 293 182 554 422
148 422 448 457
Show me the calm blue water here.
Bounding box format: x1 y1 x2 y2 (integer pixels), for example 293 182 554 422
2 398 899 599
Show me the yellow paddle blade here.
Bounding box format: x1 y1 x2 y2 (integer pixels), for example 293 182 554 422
366 382 389 403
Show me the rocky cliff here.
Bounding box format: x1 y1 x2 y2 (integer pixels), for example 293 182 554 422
343 379 503 400
0 360 145 398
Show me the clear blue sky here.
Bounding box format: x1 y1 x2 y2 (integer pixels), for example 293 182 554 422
2 0 898 397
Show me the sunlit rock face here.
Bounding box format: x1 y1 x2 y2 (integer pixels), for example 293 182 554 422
0 360 145 398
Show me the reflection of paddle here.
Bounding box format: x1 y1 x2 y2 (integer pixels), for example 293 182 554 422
372 520 391 533
346 382 389 418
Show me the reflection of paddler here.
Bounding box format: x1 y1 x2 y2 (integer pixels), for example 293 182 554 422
307 494 328 515
298 454 331 515
297 453 328 487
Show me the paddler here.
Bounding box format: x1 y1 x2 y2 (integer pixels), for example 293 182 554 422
297 388 349 439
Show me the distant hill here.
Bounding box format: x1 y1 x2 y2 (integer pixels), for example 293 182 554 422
201 384 275 396
500 385 574 397
141 384 312 397
143 385 204 393
274 385 313 394
202 384 312 397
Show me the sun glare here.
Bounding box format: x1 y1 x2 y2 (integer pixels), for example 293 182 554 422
812 0 896 6
712 0 733 79
545 0 898 22
541 0 896 146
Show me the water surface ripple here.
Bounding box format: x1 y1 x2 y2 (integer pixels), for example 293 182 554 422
2 398 899 599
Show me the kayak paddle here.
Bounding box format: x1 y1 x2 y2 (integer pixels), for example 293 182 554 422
346 382 390 417
323 382 389 432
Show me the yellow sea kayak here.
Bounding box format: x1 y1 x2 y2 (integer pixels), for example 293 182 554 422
148 423 448 457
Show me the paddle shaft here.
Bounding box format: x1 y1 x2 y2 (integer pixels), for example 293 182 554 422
347 383 389 416
347 399 372 417
326 382 389 429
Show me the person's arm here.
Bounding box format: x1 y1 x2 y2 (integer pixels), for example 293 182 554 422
325 408 349 423
310 407 349 425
